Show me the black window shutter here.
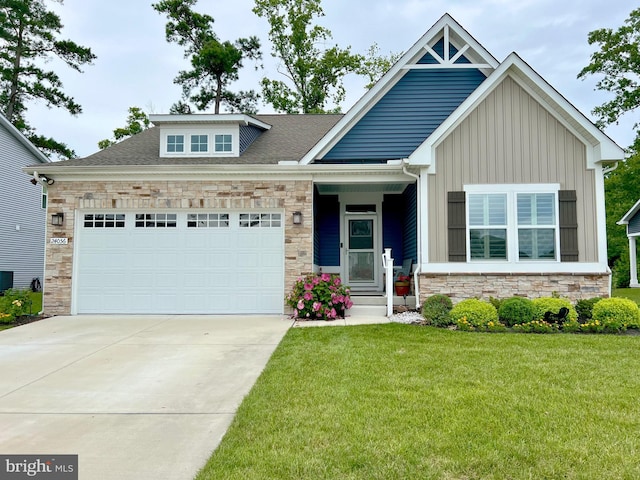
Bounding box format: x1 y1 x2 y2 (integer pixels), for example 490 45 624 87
448 191 466 262
558 190 578 262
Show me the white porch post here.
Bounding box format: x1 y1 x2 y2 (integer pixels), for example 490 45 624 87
630 236 639 288
382 248 394 316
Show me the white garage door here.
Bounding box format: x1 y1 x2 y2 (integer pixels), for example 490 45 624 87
75 211 284 314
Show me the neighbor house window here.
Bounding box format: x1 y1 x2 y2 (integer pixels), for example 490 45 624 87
167 135 184 153
190 135 208 152
465 185 559 262
214 134 232 153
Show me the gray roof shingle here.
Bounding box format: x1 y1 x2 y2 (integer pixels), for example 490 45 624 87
55 114 343 166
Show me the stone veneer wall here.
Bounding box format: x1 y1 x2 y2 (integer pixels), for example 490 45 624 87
44 179 313 315
418 272 610 304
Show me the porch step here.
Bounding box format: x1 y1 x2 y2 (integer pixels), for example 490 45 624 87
347 305 387 317
350 295 417 307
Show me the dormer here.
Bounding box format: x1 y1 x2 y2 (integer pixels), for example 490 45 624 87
149 114 271 158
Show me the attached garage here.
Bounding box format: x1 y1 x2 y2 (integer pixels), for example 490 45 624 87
74 211 284 314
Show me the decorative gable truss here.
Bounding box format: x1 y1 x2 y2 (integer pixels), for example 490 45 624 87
301 14 499 165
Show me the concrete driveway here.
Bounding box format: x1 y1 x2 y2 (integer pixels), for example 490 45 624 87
0 315 291 479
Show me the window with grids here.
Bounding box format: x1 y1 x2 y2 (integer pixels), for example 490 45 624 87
187 213 229 228
466 186 558 262
167 135 184 153
135 213 177 228
239 213 282 228
517 193 556 260
214 134 232 152
190 135 208 152
468 194 508 260
84 213 125 228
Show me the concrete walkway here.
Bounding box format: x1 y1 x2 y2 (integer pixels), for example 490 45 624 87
0 315 291 480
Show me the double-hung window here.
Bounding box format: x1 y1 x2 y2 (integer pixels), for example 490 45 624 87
466 185 559 262
167 135 184 153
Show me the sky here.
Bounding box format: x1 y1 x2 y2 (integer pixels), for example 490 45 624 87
26 0 636 159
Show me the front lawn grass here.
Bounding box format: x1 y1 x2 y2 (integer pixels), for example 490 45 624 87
197 324 640 480
613 287 640 305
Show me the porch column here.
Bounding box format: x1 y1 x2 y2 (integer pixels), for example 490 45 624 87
630 236 639 288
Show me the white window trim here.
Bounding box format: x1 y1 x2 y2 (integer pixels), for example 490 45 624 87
464 184 561 264
160 126 238 157
190 134 209 153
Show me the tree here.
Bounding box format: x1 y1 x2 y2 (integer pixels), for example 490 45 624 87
152 0 261 114
578 7 640 144
98 107 150 149
0 0 96 158
356 43 402 90
253 0 363 113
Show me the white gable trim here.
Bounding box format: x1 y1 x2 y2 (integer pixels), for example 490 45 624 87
300 14 499 165
618 199 640 225
409 53 625 169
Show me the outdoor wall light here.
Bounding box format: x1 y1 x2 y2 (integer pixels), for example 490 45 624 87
292 211 303 225
51 213 64 226
40 175 54 185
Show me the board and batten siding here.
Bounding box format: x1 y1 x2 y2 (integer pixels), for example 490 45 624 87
0 124 46 288
428 75 597 263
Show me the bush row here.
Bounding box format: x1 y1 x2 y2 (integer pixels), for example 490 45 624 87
420 294 640 334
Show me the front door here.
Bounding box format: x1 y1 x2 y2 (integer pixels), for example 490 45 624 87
345 215 378 289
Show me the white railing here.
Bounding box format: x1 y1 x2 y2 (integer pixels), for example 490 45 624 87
382 248 394 317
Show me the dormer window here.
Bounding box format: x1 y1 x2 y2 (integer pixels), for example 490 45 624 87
167 135 184 153
215 134 232 153
190 135 208 152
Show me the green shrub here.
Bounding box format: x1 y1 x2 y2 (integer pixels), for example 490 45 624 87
512 320 560 334
592 297 640 329
531 297 578 322
0 289 32 323
488 296 502 311
421 294 454 327
498 297 536 326
575 297 603 323
450 299 500 330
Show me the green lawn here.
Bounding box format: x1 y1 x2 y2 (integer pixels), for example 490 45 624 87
613 287 640 304
197 324 640 480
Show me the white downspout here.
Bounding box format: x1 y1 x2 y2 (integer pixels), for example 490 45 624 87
402 163 421 310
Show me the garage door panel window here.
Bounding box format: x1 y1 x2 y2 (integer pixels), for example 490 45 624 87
84 213 125 228
187 213 229 228
135 213 177 228
239 213 282 228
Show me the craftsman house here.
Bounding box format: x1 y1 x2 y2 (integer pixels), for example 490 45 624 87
27 14 624 315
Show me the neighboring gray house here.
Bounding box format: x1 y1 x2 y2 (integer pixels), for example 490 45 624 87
0 113 50 291
618 200 640 288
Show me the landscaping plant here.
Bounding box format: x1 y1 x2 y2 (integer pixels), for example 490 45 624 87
449 298 503 331
286 273 352 320
575 297 603 323
498 297 536 326
0 289 32 323
531 297 578 322
421 294 453 327
592 297 640 330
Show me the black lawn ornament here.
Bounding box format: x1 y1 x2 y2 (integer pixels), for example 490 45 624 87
544 307 569 324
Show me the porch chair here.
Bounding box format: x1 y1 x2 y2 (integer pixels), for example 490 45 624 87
395 258 413 281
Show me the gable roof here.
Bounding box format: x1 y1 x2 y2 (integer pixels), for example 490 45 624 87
618 199 640 225
408 53 625 168
47 114 342 167
300 13 499 164
0 113 49 164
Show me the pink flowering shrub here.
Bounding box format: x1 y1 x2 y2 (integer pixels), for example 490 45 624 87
286 273 353 320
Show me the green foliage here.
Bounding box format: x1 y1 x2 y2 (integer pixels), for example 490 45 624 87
153 0 261 114
512 320 560 334
355 42 402 90
531 297 578 322
498 297 536 326
0 0 95 159
612 251 632 288
450 299 499 330
98 106 150 149
575 297 603 323
421 294 453 327
253 0 362 113
285 273 352 320
578 8 640 140
592 297 640 329
0 288 32 323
